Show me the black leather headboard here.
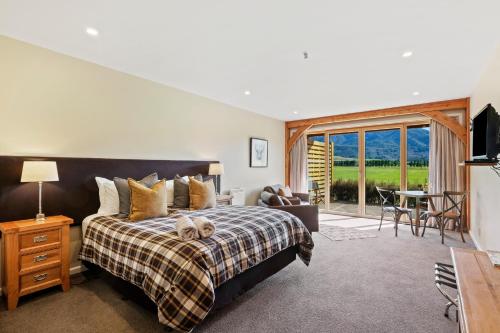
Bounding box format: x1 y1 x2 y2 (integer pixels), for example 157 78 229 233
0 156 218 225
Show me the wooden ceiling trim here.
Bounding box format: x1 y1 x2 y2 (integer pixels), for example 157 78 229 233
285 98 468 129
421 111 467 143
286 125 312 153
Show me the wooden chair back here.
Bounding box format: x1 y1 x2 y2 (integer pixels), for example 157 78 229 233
441 191 467 220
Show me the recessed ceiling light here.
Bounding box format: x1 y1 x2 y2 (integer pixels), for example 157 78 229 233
402 51 413 58
244 90 251 96
293 110 299 115
86 27 99 37
413 91 420 96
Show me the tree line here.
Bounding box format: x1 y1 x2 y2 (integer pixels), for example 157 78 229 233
332 159 429 167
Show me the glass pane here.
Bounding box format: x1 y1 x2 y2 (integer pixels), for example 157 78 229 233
365 129 401 216
329 133 359 214
406 125 430 210
307 135 326 209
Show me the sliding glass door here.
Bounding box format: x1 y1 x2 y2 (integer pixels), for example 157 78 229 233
305 123 430 217
406 125 430 211
329 133 359 214
364 129 401 216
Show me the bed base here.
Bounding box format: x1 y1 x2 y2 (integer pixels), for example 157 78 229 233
81 245 298 316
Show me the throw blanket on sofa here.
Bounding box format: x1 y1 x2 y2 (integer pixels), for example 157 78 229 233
79 206 314 332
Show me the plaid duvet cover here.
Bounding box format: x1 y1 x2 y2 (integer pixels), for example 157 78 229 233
79 205 313 332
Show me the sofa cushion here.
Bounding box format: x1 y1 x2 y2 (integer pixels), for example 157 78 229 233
269 194 285 206
260 191 274 204
264 184 282 195
281 196 301 205
278 186 293 197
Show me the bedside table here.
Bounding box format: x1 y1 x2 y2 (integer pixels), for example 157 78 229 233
216 194 233 206
0 215 73 310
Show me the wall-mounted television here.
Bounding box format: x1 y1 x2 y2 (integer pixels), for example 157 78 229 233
472 104 500 160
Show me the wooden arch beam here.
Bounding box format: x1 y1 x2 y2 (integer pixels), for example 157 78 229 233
421 111 466 143
287 125 312 153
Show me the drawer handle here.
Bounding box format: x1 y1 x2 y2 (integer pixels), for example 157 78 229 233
33 254 48 263
33 235 48 243
33 273 48 282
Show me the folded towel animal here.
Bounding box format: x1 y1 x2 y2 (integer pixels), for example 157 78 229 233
175 215 199 241
192 216 216 239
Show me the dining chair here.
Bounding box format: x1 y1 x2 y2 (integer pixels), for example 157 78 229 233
434 262 458 321
421 191 467 244
376 186 414 237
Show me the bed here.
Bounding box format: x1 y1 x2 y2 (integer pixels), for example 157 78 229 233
0 156 314 332
80 206 313 332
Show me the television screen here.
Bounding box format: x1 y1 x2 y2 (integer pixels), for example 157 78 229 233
472 109 487 158
472 104 499 160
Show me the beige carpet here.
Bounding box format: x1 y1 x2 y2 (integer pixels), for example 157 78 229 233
0 222 474 333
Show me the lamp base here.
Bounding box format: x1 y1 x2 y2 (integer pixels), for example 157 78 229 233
36 213 46 223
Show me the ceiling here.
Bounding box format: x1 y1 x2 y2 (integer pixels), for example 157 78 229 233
1 0 499 121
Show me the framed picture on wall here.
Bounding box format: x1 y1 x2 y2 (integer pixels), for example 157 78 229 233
250 137 268 167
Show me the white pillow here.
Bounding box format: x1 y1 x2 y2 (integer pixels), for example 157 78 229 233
95 177 119 215
166 179 174 206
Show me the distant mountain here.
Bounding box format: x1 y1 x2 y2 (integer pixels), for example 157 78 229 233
308 128 429 161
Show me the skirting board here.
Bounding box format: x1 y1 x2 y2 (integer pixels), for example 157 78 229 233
469 231 482 251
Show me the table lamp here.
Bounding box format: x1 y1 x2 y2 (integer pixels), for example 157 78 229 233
20 161 59 222
208 163 224 195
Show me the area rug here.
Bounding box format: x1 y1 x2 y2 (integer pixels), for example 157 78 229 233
319 224 377 241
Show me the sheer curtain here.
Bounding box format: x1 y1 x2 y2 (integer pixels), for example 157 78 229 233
428 120 465 228
290 134 308 193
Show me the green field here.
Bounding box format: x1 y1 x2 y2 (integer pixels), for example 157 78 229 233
332 166 428 187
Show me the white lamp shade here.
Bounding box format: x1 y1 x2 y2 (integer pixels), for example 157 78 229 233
208 163 224 176
20 161 59 182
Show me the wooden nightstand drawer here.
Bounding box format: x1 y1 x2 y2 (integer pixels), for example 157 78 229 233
20 266 61 295
20 228 60 250
20 248 61 272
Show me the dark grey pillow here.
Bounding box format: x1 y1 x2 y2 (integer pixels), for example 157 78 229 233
114 173 158 217
173 174 202 208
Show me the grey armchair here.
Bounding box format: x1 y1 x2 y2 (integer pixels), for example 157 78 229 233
257 184 318 232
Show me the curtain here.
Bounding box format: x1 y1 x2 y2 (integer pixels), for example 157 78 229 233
290 134 308 193
428 120 465 228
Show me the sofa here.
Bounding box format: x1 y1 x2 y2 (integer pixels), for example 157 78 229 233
257 184 319 232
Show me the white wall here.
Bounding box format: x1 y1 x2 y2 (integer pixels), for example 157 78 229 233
0 35 284 281
470 44 500 251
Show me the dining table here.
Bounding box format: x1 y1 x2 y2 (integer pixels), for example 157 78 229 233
394 190 443 236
